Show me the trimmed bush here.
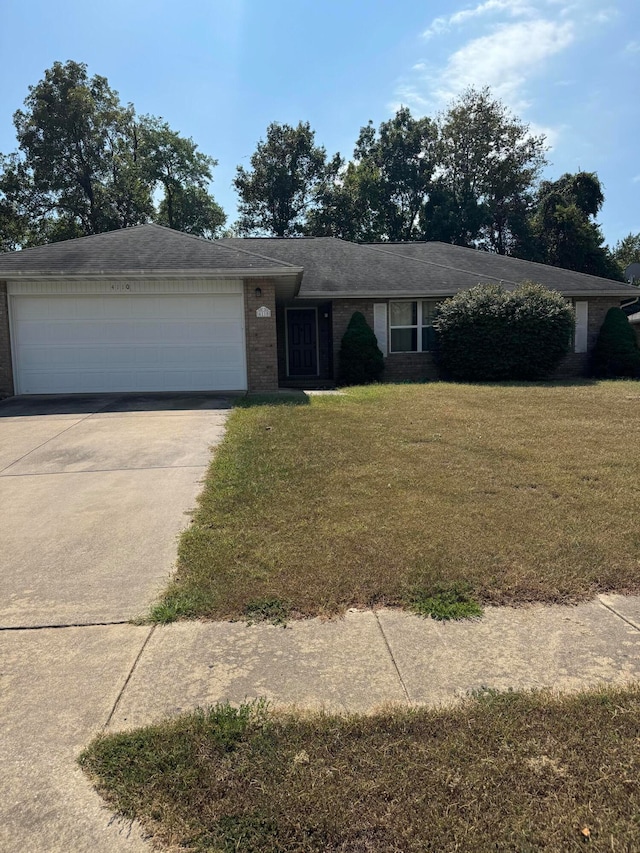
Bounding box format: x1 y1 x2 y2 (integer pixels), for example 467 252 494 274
591 307 640 378
433 282 574 381
338 311 384 386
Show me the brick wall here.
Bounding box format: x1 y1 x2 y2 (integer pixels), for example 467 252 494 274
553 297 624 378
383 352 438 382
0 282 14 397
332 295 622 384
244 279 279 391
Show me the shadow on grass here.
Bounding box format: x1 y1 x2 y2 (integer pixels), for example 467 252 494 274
235 391 310 408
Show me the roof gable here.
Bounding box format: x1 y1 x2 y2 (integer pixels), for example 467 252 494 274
0 224 300 276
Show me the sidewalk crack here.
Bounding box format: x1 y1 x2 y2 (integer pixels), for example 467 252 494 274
374 612 412 705
103 624 156 731
597 596 640 632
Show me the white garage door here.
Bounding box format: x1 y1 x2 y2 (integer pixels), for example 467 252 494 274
11 293 247 394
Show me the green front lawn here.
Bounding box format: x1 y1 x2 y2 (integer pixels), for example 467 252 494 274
152 381 640 622
80 686 640 852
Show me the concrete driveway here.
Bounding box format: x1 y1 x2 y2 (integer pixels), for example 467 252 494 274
0 393 230 628
0 393 229 852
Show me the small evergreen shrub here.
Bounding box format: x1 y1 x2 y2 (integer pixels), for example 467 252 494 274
338 311 384 385
433 282 574 381
591 307 640 378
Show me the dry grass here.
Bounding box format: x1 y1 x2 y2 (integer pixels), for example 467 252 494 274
151 381 640 621
80 685 640 852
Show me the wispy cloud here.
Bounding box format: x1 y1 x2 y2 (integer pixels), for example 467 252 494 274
422 0 533 40
395 0 617 119
442 20 573 107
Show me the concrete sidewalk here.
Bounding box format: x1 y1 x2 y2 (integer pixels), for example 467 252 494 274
108 595 640 727
2 596 639 852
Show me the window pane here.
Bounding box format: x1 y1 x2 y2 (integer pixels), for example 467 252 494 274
421 300 438 324
390 328 417 352
422 325 437 351
390 302 417 326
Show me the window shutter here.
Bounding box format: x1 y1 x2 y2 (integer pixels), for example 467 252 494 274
373 303 388 356
574 301 588 353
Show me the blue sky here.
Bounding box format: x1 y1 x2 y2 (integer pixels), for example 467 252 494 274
0 0 637 246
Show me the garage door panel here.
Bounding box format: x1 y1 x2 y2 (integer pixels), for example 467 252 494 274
12 295 247 393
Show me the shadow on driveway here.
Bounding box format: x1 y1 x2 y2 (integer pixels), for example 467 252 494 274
0 392 234 418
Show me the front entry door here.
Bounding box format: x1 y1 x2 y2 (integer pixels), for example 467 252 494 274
287 308 318 376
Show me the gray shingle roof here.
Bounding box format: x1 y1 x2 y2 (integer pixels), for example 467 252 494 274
221 236 505 297
220 237 637 298
0 224 300 276
369 241 637 297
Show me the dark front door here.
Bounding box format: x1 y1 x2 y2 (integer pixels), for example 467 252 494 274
287 309 318 376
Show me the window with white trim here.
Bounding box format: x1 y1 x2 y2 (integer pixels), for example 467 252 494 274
389 300 439 352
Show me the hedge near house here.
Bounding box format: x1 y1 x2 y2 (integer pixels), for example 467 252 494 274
591 307 640 378
433 282 574 381
339 311 384 385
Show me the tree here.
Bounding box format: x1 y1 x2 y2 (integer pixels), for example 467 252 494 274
138 117 223 235
233 121 329 236
591 307 640 377
313 108 439 242
612 233 640 281
338 311 384 385
424 87 547 253
527 172 623 279
157 186 225 239
0 61 224 248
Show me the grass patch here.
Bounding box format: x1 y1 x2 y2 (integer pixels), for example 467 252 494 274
154 381 640 621
80 685 640 852
407 582 483 620
243 596 291 625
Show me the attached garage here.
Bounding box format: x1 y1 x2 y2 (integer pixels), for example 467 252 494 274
9 280 247 394
0 225 303 397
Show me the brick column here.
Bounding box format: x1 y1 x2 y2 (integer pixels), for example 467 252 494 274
0 282 14 397
244 279 279 391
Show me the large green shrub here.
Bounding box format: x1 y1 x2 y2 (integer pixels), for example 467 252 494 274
591 307 640 378
338 311 384 385
433 282 574 381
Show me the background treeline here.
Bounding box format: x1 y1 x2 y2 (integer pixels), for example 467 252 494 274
1 61 638 282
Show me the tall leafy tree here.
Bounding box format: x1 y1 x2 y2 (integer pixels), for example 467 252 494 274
527 172 623 279
612 232 640 280
0 61 225 248
138 117 223 236
425 87 547 253
233 121 329 236
345 108 439 241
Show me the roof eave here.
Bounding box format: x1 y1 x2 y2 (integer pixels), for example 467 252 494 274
0 267 303 279
298 288 637 299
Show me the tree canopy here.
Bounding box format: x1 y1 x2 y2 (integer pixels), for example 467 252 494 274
233 121 329 236
527 172 623 279
0 61 225 248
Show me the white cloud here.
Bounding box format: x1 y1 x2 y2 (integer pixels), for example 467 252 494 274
625 40 640 55
423 0 534 39
433 19 575 108
397 0 617 118
633 174 640 184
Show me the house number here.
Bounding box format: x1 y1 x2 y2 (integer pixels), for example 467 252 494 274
111 284 131 291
